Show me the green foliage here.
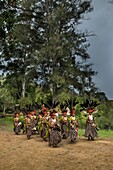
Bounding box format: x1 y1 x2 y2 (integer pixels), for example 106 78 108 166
0 87 15 114
17 97 32 108
95 101 113 129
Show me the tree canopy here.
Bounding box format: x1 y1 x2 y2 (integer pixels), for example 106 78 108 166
0 0 101 108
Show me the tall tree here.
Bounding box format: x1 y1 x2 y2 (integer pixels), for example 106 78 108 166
0 0 41 98
32 0 96 101
1 0 98 102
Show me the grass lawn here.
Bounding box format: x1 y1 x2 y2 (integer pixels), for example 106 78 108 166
0 117 13 131
78 128 113 139
98 129 113 139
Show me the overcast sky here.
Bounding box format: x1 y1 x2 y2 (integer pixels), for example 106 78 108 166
81 0 113 99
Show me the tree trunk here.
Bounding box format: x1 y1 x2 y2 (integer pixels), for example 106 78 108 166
22 76 26 97
3 105 6 115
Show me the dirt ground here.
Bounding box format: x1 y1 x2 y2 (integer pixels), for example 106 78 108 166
0 130 113 170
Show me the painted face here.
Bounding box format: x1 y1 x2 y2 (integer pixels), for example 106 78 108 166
51 114 56 119
43 111 47 116
72 110 75 115
27 113 31 117
63 112 67 116
88 109 94 114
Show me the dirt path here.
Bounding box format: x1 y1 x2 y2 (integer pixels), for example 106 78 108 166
0 131 113 170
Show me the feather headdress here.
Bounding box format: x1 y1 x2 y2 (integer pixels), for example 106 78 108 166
80 99 100 112
41 98 59 110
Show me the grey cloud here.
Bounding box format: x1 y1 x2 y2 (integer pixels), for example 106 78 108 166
81 0 113 99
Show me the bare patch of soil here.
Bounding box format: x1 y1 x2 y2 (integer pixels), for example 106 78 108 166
0 131 113 170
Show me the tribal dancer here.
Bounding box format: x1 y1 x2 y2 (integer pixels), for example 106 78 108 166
69 108 78 142
80 99 99 141
13 113 22 135
60 110 69 139
48 110 61 147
